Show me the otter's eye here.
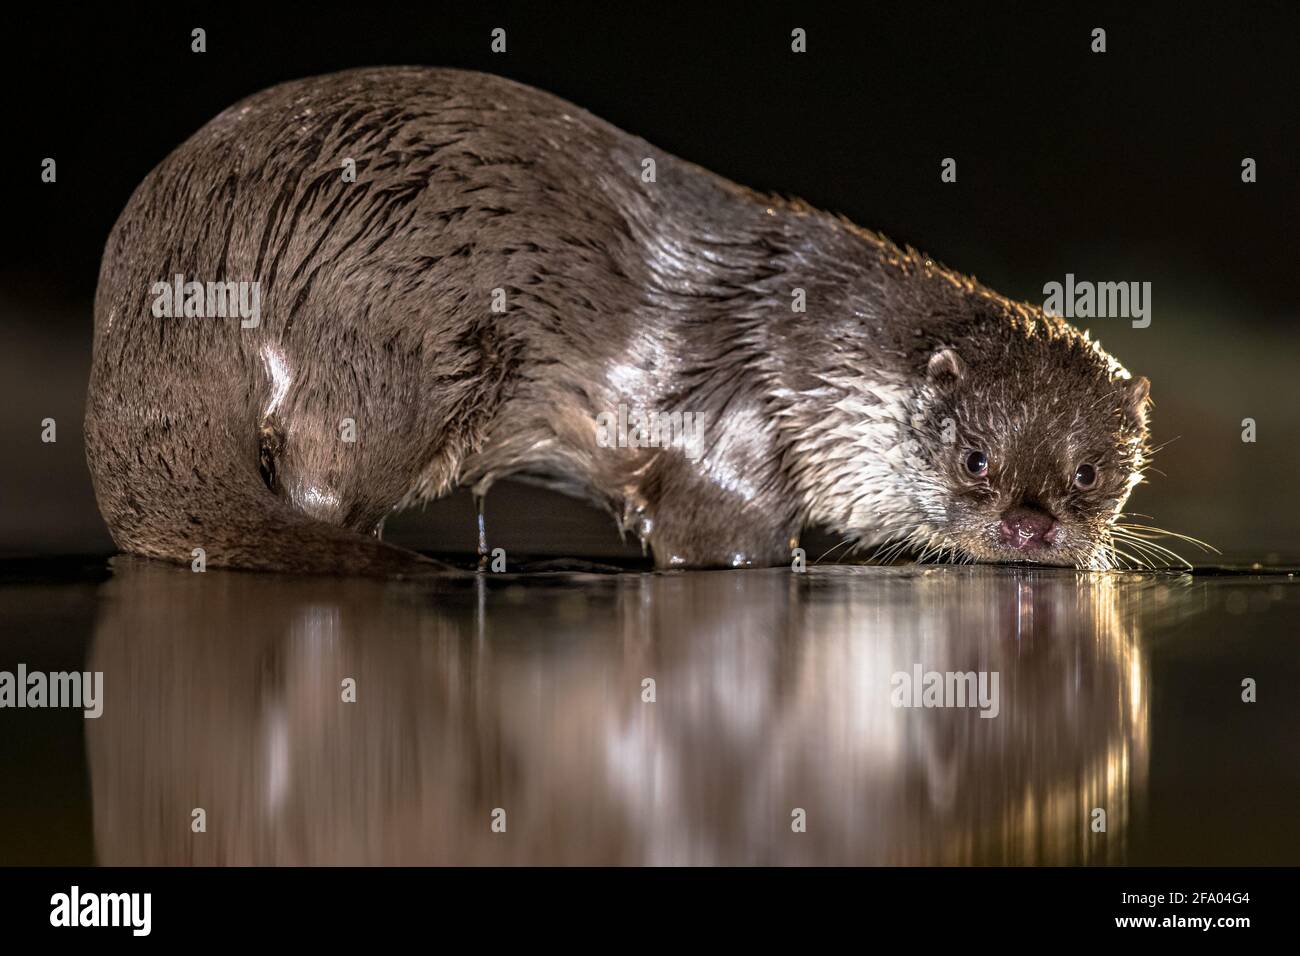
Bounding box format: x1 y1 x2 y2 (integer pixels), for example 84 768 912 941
1074 463 1097 489
964 450 989 477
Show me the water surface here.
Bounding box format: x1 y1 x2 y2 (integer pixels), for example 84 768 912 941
1 557 1296 865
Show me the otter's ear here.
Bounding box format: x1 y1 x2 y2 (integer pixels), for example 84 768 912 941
926 348 965 385
1123 375 1151 427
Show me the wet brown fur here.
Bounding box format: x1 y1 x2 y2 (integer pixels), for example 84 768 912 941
85 67 1150 574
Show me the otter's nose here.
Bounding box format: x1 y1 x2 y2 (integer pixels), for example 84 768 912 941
999 505 1059 551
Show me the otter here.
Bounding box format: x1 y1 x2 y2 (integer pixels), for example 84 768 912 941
85 67 1152 574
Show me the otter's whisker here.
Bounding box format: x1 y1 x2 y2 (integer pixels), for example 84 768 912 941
1115 523 1219 554
1107 544 1148 570
815 537 857 565
1111 538 1167 570
1110 531 1191 569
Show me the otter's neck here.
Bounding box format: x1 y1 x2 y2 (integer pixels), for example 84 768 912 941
678 199 950 545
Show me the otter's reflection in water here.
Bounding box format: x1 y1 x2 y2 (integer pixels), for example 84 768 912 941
87 559 1161 865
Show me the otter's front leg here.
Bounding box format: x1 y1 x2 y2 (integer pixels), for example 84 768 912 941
630 457 801 569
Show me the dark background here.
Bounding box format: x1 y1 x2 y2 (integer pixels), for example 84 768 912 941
3 1 1298 561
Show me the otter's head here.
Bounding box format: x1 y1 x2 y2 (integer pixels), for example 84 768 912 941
907 314 1151 569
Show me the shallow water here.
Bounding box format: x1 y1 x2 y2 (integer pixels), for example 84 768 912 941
0 556 1296 865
